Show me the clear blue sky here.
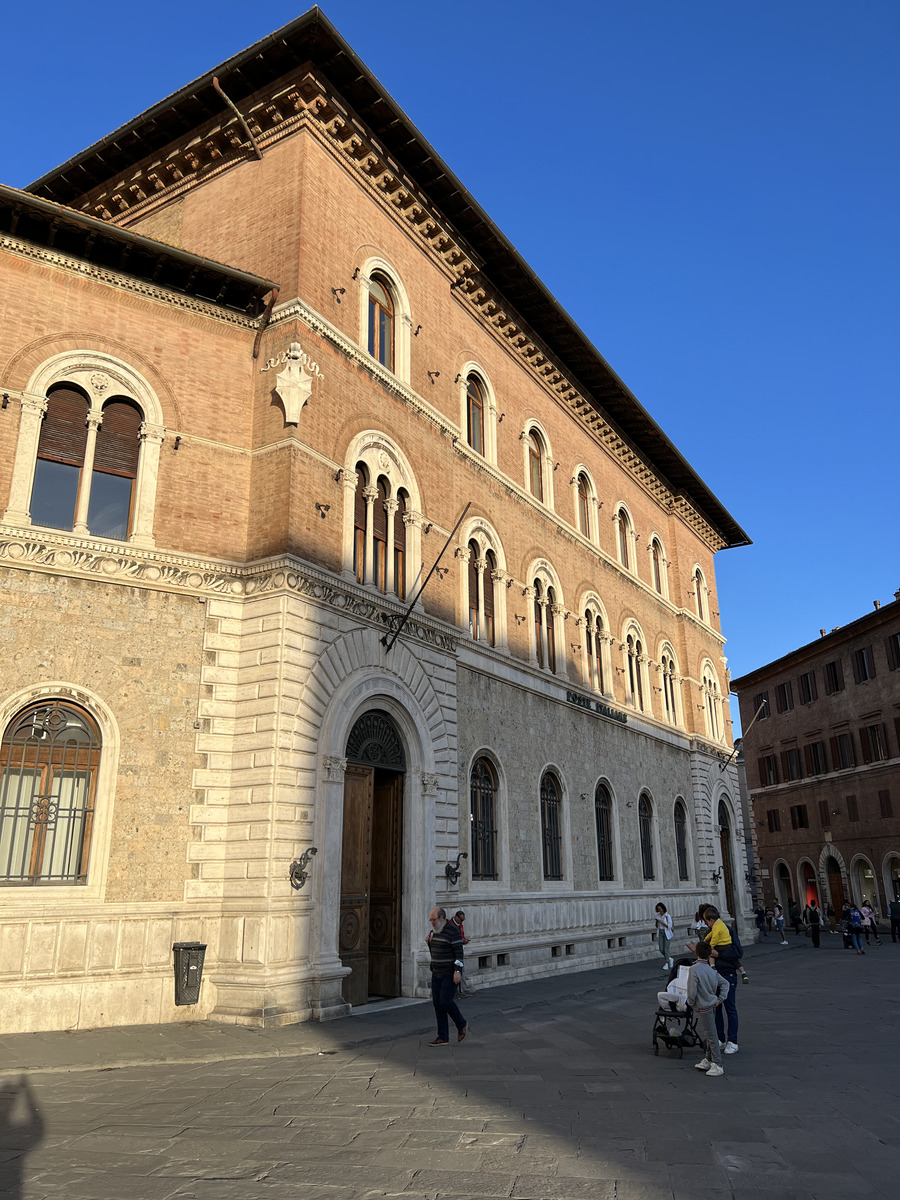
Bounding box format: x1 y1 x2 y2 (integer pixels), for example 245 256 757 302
3 2 898 717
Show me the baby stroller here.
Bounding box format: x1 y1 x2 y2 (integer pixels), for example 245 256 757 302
652 956 702 1058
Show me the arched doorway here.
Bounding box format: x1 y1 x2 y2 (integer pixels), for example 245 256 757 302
340 710 405 1006
851 857 877 908
774 861 792 909
885 855 900 903
800 861 819 906
718 800 737 918
825 855 845 914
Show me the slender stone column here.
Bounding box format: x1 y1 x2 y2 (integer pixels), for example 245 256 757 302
363 485 378 587
3 394 47 526
72 410 103 534
384 497 398 595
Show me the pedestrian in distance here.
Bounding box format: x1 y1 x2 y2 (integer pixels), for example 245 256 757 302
425 906 468 1045
451 910 469 944
804 899 823 948
755 905 768 938
845 904 865 955
774 902 788 945
860 903 882 946
826 902 836 933
789 901 803 937
688 940 729 1077
655 902 674 970
888 895 900 944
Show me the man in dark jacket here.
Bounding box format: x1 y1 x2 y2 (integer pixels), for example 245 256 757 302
889 897 900 944
426 907 467 1046
804 900 823 947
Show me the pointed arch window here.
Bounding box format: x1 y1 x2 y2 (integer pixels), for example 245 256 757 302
353 463 368 584
0 701 100 885
88 399 142 539
585 609 606 694
466 376 485 455
470 758 498 880
704 670 721 740
467 540 480 641
367 276 394 370
694 568 707 622
30 385 89 532
595 783 614 881
394 490 407 600
661 652 678 725
639 794 654 880
674 800 689 880
372 477 389 592
545 586 557 674
483 550 496 647
540 772 562 881
627 635 645 711
577 474 590 537
651 539 664 595
526 431 543 501
617 508 632 569
534 581 545 669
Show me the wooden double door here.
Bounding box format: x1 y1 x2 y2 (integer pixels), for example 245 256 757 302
339 764 403 1006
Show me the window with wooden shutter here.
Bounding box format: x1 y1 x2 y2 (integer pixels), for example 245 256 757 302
483 550 496 647
886 633 900 671
372 477 388 591
818 800 830 828
824 660 844 694
86 399 143 539
879 790 893 819
30 386 89 531
393 490 407 600
353 464 368 583
852 646 876 683
467 541 480 640
846 794 859 822
546 587 557 674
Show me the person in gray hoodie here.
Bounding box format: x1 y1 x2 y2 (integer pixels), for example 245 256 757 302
687 940 729 1076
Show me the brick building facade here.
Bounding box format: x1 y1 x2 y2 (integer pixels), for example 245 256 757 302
0 10 751 1032
732 596 900 916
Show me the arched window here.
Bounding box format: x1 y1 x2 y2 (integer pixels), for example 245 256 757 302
30 385 89 532
467 540 480 640
577 474 590 537
627 635 645 711
540 772 563 880
545 586 557 674
595 783 614 881
650 539 664 595
639 794 654 880
393 490 407 600
661 649 678 725
585 609 606 694
0 701 100 885
694 568 707 622
703 666 721 740
353 463 368 584
466 376 485 455
617 508 632 569
470 758 498 880
534 581 545 669
372 477 389 592
367 275 394 370
525 431 543 501
483 550 496 647
30 388 144 540
674 800 689 880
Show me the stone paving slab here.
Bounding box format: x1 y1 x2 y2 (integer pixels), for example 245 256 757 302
2 936 900 1199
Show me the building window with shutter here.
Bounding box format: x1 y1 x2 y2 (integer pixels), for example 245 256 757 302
789 804 809 830
466 375 485 456
577 474 591 538
766 808 781 833
783 748 804 781
832 732 856 770
852 646 876 683
824 660 844 694
798 671 818 705
760 754 779 787
0 701 101 885
861 724 889 763
805 741 827 775
753 692 769 719
367 275 394 370
650 538 665 595
775 682 794 713
879 790 893 819
525 431 544 501
818 800 830 828
886 633 900 672
846 794 859 822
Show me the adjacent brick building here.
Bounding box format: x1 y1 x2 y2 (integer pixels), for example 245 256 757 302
732 595 900 916
0 9 751 1032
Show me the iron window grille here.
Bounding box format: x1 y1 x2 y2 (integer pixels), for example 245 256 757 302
674 801 689 881
594 784 614 881
0 702 99 885
638 794 654 880
470 758 498 880
540 773 563 881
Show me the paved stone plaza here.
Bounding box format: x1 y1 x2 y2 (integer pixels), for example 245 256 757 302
1 935 898 1200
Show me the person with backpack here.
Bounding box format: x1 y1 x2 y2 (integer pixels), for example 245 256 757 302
803 899 823 948
699 904 741 1055
844 904 865 954
889 896 900 944
860 903 882 946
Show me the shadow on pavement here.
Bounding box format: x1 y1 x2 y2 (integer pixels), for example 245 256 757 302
0 1075 44 1198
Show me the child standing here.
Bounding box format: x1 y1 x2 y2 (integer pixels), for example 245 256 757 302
687 940 728 1077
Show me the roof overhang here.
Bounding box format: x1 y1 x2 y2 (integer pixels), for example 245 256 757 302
1 183 276 317
26 6 749 546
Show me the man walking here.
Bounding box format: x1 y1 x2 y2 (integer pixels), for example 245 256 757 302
426 906 468 1046
889 896 900 944
804 899 823 948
